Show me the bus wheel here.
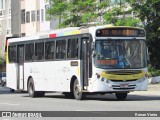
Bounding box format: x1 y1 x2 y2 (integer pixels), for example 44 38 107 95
73 79 86 100
37 91 45 97
28 78 38 97
10 88 15 93
115 93 127 100
63 92 74 99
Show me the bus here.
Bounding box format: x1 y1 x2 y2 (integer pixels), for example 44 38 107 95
6 25 148 100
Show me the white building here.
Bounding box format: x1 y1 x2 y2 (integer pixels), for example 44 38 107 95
11 0 50 37
0 0 11 55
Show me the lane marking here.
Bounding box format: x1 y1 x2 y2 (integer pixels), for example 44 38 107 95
0 103 19 106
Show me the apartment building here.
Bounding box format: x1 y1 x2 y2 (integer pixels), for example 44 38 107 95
0 0 12 55
11 0 50 37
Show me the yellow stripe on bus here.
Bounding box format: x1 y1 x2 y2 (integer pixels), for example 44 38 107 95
6 44 9 64
78 67 80 76
100 71 145 80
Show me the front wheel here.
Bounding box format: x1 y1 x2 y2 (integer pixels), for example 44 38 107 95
28 78 45 97
115 93 128 100
73 79 86 100
63 92 74 99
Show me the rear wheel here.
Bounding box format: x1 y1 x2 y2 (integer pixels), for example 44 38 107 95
115 93 127 100
10 88 15 93
1 81 6 87
28 78 45 97
73 79 86 100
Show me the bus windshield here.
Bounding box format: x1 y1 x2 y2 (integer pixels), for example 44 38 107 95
94 39 147 69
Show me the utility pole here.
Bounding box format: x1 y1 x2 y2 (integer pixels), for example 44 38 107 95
0 0 9 56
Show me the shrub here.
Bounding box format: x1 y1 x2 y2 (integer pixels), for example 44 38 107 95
148 65 160 77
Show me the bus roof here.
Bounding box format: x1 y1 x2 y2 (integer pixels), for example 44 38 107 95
8 25 144 43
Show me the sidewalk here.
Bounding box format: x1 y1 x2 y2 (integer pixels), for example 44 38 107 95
131 83 160 95
148 83 160 91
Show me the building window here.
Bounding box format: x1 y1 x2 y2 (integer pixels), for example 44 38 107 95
67 38 79 59
37 10 40 21
26 11 30 23
0 10 3 16
35 42 44 60
0 0 3 10
21 9 25 24
25 43 34 61
41 9 44 22
56 40 66 59
45 41 55 60
31 10 36 22
21 33 25 37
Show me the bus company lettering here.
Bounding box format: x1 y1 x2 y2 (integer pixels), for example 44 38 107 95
97 60 117 65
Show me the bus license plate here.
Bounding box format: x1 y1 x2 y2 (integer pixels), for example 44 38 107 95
120 84 129 88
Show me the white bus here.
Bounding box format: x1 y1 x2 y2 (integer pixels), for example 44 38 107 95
6 25 148 100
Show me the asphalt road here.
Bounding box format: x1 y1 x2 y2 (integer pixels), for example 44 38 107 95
0 85 160 119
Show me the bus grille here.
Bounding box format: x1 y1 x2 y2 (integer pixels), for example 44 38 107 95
110 79 137 82
112 84 136 90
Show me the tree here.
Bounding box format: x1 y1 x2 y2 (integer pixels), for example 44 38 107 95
46 0 68 28
103 0 141 26
47 0 98 28
0 55 5 65
129 0 160 69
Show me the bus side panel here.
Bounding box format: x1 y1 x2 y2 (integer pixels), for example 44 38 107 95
46 60 80 92
24 62 46 91
23 60 80 92
6 63 18 90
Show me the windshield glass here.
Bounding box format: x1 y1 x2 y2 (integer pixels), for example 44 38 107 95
94 39 147 69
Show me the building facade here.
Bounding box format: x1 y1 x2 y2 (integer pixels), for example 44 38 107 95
11 0 50 37
0 0 11 55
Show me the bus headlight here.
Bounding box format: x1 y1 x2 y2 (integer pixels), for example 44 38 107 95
101 77 105 82
138 77 145 83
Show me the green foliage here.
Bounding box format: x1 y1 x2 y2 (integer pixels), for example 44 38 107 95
148 65 160 77
0 55 5 65
115 17 141 26
103 0 141 26
47 0 140 27
47 0 99 28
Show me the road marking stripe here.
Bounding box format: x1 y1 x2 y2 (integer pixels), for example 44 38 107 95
0 103 19 106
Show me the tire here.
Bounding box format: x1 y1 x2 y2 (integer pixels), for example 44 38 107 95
115 93 127 100
73 79 86 100
63 92 74 99
1 82 5 87
1 81 6 87
10 88 15 93
28 78 45 97
38 91 45 97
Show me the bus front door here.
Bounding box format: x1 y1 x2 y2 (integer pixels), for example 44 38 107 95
80 37 91 90
17 45 24 90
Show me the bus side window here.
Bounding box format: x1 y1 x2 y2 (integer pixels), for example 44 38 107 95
67 38 78 59
56 40 66 59
35 42 44 60
9 45 17 63
45 41 55 60
25 43 34 61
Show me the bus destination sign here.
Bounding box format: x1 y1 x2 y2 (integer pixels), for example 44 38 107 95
96 28 145 37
